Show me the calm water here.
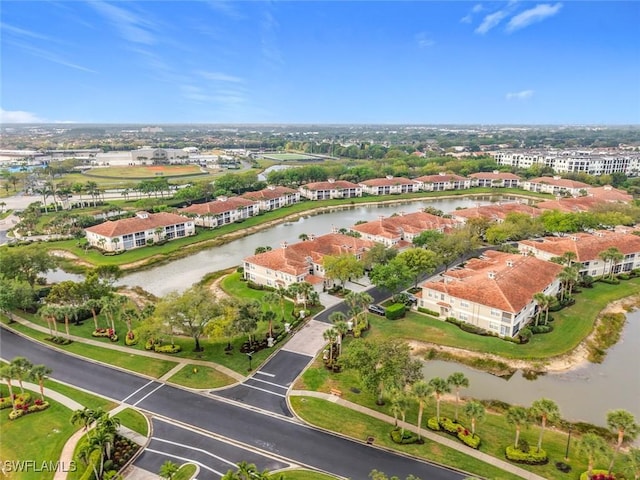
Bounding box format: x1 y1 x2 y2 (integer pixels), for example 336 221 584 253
422 310 640 427
118 196 506 296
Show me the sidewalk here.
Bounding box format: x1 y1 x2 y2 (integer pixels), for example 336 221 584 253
7 316 245 383
289 390 549 480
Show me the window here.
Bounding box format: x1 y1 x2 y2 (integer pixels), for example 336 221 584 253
122 234 134 250
134 232 146 247
176 224 186 237
490 309 501 317
459 312 468 321
460 301 469 308
489 321 500 331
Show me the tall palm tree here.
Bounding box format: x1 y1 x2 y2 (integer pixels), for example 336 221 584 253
606 409 639 474
577 432 610 479
332 320 349 355
558 266 579 301
447 372 469 422
345 291 373 328
506 406 530 449
428 377 451 422
530 398 560 453
463 401 485 437
598 247 624 279
323 327 339 364
10 357 33 394
561 251 577 267
390 389 411 436
411 380 434 441
0 364 17 412
70 407 97 432
29 364 52 401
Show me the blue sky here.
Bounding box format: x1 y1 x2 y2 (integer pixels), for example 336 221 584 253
1 1 639 125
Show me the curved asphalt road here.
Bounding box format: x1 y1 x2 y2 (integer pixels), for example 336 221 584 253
1 327 466 479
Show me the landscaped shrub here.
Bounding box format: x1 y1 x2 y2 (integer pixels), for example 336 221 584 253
530 324 554 334
439 417 459 435
1 393 30 410
505 445 549 464
599 277 620 285
555 462 572 473
417 307 439 317
618 273 631 280
456 427 480 449
8 398 50 420
427 417 440 431
125 331 139 346
390 428 419 444
154 344 181 354
579 470 615 480
385 303 406 320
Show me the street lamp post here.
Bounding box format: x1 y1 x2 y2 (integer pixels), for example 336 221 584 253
564 424 573 461
246 351 254 372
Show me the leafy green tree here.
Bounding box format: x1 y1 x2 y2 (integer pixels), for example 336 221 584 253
232 299 262 345
506 406 531 449
323 254 364 288
369 470 421 480
577 433 610 479
397 248 438 289
362 242 397 270
621 447 640 480
0 245 56 287
447 372 469 422
606 409 639 474
412 230 445 249
370 256 413 295
340 338 422 405
530 398 560 452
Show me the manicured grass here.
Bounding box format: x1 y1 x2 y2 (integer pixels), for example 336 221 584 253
282 471 338 480
367 278 640 361
84 165 205 179
290 396 522 480
174 463 198 480
116 407 148 437
168 364 237 389
2 318 178 379
0 382 115 480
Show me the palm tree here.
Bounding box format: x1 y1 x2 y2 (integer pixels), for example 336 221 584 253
561 251 577 267
222 461 259 480
577 432 610 479
463 401 485 437
345 290 373 328
40 305 59 336
599 247 624 279
411 380 434 441
298 233 309 241
71 407 97 432
0 364 17 412
447 372 469 422
530 398 560 453
390 389 411 436
532 293 553 326
89 427 114 478
558 266 579 302
29 364 52 401
323 327 339 364
621 447 640 480
606 409 639 474
428 377 451 422
159 460 179 479
10 357 33 394
506 406 530 449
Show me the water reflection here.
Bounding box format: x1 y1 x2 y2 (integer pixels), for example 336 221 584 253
422 311 640 427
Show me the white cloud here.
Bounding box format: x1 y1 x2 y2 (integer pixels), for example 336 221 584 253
90 1 156 45
461 4 484 23
506 3 562 33
506 90 535 100
0 108 45 123
198 71 245 83
415 32 435 48
475 9 509 34
472 4 484 13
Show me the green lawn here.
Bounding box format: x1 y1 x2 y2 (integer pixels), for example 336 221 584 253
0 381 116 480
174 463 198 480
366 278 640 361
168 364 238 389
116 407 148 437
281 471 338 480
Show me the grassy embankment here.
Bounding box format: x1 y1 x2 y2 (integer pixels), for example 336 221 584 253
0 381 117 480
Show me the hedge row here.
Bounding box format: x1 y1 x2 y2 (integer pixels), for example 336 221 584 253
505 445 549 465
427 416 480 449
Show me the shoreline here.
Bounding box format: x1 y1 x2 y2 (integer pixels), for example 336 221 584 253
410 293 640 375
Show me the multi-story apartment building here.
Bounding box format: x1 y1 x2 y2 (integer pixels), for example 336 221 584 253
414 173 472 192
180 196 259 227
359 176 420 195
241 185 300 211
522 176 591 196
468 171 521 188
299 179 362 200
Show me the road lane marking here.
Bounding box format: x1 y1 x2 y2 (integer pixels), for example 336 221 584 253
247 377 288 389
132 383 164 406
144 447 223 475
255 370 275 377
239 383 285 397
121 380 155 403
152 437 237 467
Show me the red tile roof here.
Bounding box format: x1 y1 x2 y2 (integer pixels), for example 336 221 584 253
588 186 633 203
422 250 562 313
519 231 640 262
360 176 418 187
85 212 190 237
352 211 457 238
536 196 600 213
180 197 256 215
244 233 375 275
454 202 541 221
241 186 298 201
302 180 360 190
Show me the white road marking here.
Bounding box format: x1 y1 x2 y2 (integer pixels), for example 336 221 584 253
255 370 275 377
239 382 286 397
132 383 164 406
121 380 155 403
247 377 288 390
144 447 223 475
152 437 237 467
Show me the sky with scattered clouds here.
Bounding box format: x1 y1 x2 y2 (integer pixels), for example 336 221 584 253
1 1 639 124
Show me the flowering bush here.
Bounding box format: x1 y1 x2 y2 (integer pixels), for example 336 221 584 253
125 330 139 346
505 445 548 464
580 471 615 480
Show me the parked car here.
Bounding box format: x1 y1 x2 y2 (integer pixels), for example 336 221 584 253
368 304 386 316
